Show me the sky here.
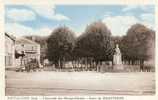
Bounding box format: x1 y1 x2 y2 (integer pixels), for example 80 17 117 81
5 5 155 37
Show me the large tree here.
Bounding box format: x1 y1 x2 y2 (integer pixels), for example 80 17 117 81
120 23 155 65
47 26 75 68
73 21 114 68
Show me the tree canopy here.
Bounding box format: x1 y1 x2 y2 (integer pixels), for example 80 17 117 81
120 23 155 64
73 21 114 62
47 26 75 68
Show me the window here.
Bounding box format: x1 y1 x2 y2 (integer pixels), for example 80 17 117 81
5 55 13 66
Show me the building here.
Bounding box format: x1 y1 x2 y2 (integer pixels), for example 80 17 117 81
25 36 47 63
5 33 15 68
15 37 40 67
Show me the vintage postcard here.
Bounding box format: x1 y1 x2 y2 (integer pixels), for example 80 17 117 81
0 0 157 100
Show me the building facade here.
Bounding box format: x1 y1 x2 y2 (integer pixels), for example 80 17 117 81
5 33 15 68
15 38 40 67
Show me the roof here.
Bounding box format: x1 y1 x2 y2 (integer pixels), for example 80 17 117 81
15 37 39 45
5 33 16 41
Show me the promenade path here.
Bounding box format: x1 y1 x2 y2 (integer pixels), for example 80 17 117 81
6 71 155 96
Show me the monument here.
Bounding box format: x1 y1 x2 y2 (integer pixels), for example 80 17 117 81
113 44 124 70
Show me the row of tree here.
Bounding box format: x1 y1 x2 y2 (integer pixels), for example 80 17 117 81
26 21 155 69
47 22 114 69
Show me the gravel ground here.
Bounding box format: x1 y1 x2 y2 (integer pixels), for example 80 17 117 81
5 71 155 96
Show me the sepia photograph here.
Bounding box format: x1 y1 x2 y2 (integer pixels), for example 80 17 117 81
5 5 155 96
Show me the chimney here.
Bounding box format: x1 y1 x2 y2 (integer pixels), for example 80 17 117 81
31 36 36 41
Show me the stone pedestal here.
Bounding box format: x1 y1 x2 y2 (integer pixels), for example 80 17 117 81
113 64 124 71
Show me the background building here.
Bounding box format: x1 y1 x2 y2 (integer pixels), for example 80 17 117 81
24 36 48 64
15 37 40 67
5 33 15 68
